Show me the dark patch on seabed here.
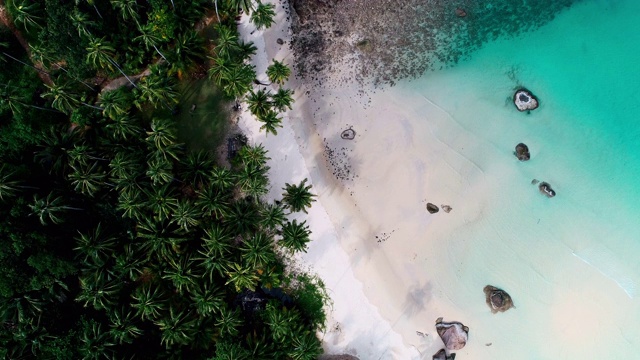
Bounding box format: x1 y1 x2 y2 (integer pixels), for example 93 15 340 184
288 0 581 87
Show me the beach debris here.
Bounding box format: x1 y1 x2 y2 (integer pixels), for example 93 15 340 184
486 343 492 346
513 88 539 111
531 179 539 185
514 143 530 161
435 317 469 350
484 285 515 313
538 181 556 198
455 8 467 17
441 204 452 213
341 128 356 140
433 349 456 360
426 203 439 214
277 38 284 45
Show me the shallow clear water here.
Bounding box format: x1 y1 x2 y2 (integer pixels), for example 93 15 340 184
402 0 640 357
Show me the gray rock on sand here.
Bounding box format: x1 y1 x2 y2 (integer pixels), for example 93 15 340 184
514 143 530 161
435 317 469 350
433 349 456 360
426 203 439 214
538 181 556 198
341 128 356 140
483 285 515 313
513 88 539 111
441 205 452 213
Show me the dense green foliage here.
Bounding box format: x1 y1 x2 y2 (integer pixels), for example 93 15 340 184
0 0 325 359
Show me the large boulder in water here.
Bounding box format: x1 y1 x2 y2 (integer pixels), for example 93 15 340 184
514 143 530 161
538 181 556 198
435 318 469 350
483 285 515 313
433 349 456 360
513 88 539 111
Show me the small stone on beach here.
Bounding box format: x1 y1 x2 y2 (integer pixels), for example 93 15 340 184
483 285 515 313
341 128 356 140
514 143 530 161
538 181 556 198
427 203 439 214
435 317 469 350
441 205 452 213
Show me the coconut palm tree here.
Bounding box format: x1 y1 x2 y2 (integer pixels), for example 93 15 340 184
201 225 233 259
258 110 282 136
110 244 145 281
259 202 286 232
221 63 256 100
246 88 271 119
196 186 230 219
74 223 118 266
0 164 21 202
237 144 270 169
117 191 145 220
215 305 243 338
144 184 178 222
271 88 294 112
110 0 140 26
10 0 43 33
134 24 168 62
155 306 199 348
136 218 184 261
250 2 276 30
109 150 143 181
68 161 106 197
213 24 240 60
171 200 200 232
241 232 276 270
41 82 80 114
190 281 225 317
135 70 179 109
162 254 198 294
76 272 122 311
105 114 143 142
29 192 81 225
264 301 301 343
78 321 115 360
178 150 214 187
86 36 116 71
208 56 234 87
195 248 231 279
168 30 205 75
280 219 311 253
226 199 261 235
98 89 131 120
146 155 174 186
108 307 143 344
282 178 316 213
130 284 167 321
225 262 260 292
146 117 178 152
34 126 79 175
266 60 291 86
227 0 255 14
209 166 235 192
70 9 96 39
288 331 323 360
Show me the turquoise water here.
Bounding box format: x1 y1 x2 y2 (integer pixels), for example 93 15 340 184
405 0 640 357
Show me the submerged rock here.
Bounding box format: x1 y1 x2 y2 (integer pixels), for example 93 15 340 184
433 349 456 360
538 181 556 197
441 204 452 213
514 143 530 161
435 318 469 350
531 179 539 185
427 203 440 214
341 128 356 140
483 285 515 313
513 88 539 111
455 8 467 17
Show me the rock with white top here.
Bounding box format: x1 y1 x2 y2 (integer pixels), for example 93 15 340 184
514 88 539 111
435 318 469 350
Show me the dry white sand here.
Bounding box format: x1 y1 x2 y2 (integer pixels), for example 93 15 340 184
237 1 640 359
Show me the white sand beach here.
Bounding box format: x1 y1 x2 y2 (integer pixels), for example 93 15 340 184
238 1 640 359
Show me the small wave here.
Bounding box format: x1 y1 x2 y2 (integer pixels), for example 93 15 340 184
573 245 637 298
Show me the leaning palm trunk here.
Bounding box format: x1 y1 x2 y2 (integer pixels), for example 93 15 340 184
153 44 169 63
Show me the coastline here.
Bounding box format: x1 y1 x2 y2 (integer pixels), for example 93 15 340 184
239 0 640 359
237 2 416 358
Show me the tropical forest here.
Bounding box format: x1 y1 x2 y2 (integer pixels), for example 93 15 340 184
0 0 325 359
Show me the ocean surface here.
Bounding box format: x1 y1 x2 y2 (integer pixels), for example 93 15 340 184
398 0 640 358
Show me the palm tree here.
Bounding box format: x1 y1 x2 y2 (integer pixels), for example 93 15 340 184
155 306 198 348
280 219 311 253
196 186 230 219
110 244 144 281
171 200 200 231
178 150 213 187
221 63 256 100
105 114 143 141
117 191 145 220
134 24 168 62
208 56 234 87
246 88 271 119
146 117 178 152
271 88 294 112
250 2 276 30
227 0 255 14
86 36 116 70
68 161 106 197
109 150 143 181
34 126 79 175
213 24 240 60
265 301 301 343
226 199 260 235
214 305 243 338
266 60 291 86
0 164 21 202
110 0 141 26
136 218 184 260
130 284 167 321
10 0 43 33
237 144 270 169
76 273 122 311
282 178 316 213
41 82 80 114
258 110 283 136
241 232 276 270
209 166 235 192
135 70 179 109
78 321 116 360
162 254 198 294
225 262 260 292
146 155 174 186
108 307 143 344
288 331 323 360
74 223 118 266
213 341 251 360
144 184 179 222
168 30 205 75
190 282 224 317
201 225 233 259
70 9 96 39
29 193 81 225
259 202 286 232
98 89 131 119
